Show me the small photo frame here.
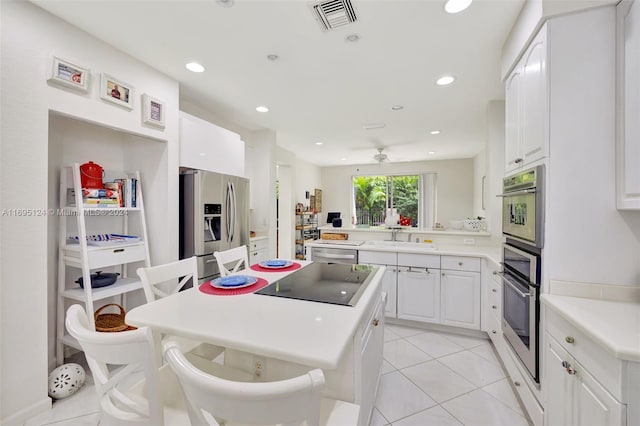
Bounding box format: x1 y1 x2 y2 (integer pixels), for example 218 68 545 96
47 56 90 93
141 94 166 128
100 73 134 110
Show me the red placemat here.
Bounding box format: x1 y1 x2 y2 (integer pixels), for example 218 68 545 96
199 277 269 296
250 262 302 272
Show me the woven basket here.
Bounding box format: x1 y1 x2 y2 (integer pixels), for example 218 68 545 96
321 233 348 240
94 304 136 332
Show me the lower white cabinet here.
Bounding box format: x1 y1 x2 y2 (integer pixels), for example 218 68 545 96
397 267 440 323
440 270 481 330
545 335 625 426
381 267 397 317
249 237 269 265
356 293 385 426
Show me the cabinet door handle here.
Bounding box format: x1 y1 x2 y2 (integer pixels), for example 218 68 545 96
514 381 521 387
458 261 463 266
492 305 497 309
492 330 497 334
492 289 497 293
565 336 575 344
561 360 577 375
442 273 445 277
515 158 523 164
372 319 379 327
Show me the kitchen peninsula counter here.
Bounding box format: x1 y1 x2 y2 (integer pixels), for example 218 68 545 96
126 261 385 370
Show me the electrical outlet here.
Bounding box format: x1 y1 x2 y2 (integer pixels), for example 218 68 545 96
253 356 266 379
464 238 475 245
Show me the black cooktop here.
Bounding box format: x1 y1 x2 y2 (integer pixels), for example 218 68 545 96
255 262 378 306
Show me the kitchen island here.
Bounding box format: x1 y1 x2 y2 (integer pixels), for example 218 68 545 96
126 261 385 425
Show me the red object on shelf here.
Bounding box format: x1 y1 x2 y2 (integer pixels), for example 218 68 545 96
399 215 411 226
79 161 104 189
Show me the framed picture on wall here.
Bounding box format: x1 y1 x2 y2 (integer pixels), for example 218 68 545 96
100 73 134 109
47 56 90 93
141 93 165 128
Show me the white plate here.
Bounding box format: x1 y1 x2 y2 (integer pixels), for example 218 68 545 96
259 259 294 269
210 275 258 289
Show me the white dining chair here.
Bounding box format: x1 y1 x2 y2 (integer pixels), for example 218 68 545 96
65 304 189 425
163 340 361 426
213 245 249 277
136 257 254 381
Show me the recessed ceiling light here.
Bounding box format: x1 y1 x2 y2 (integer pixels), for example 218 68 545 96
186 62 205 73
444 0 472 14
341 158 347 161
428 151 436 154
267 54 279 61
436 75 455 86
345 33 361 43
216 0 234 7
256 106 269 113
362 123 386 130
391 105 404 111
315 142 323 146
430 130 441 135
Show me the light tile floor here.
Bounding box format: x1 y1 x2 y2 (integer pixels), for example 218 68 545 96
26 324 530 425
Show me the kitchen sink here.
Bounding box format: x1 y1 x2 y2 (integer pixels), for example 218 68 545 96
364 240 438 251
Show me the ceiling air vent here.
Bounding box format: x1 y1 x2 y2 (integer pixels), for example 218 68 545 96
311 0 357 31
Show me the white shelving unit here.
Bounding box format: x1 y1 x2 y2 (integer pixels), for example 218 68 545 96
56 163 151 364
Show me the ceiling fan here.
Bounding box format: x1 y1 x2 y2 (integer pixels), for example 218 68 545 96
373 148 388 163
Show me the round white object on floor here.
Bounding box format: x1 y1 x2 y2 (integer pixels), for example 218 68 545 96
48 363 86 399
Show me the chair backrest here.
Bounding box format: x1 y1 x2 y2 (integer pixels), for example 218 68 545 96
163 341 325 426
137 256 198 302
65 304 163 425
213 245 249 277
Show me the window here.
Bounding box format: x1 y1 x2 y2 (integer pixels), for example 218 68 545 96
352 173 437 227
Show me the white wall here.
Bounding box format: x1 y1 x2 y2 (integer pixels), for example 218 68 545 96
320 159 474 228
546 6 640 287
473 149 487 220
486 101 506 237
1 2 179 423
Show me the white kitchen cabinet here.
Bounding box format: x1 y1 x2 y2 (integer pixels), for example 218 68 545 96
249 236 268 265
355 292 385 426
505 24 548 172
616 0 640 209
440 256 481 330
397 267 440 323
179 111 245 176
381 266 397 317
359 250 398 318
440 270 481 330
545 336 626 426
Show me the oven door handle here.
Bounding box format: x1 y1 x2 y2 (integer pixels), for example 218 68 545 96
494 271 531 298
496 189 537 197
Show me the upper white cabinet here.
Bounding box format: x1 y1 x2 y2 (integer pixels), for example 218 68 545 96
505 24 549 172
617 0 640 209
179 111 245 176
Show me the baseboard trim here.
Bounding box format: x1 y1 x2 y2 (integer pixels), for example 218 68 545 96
2 397 51 426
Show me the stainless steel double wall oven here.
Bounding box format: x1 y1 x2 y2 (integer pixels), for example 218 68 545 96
498 165 544 384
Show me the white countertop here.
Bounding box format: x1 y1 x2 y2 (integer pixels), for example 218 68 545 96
127 261 384 369
541 294 640 362
319 225 491 237
307 240 502 265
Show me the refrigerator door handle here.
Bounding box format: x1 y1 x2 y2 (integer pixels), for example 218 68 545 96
226 182 232 244
229 181 236 243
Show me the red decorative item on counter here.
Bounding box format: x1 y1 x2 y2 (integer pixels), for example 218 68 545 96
399 215 411 226
79 161 104 189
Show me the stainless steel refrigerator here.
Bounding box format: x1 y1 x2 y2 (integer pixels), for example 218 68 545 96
180 169 250 283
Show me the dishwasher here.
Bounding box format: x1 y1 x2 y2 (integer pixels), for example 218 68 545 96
310 247 358 264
